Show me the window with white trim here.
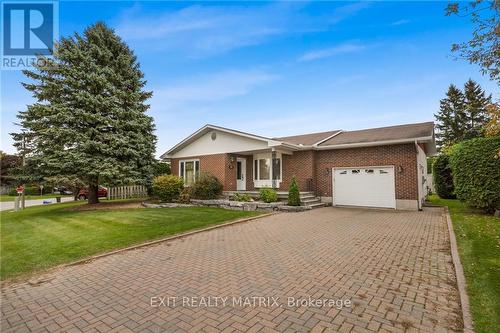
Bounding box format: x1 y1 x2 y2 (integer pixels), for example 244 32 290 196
253 157 281 181
179 160 200 186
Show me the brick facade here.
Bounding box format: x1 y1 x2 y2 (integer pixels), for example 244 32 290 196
314 144 418 200
281 151 315 191
171 153 237 191
171 143 418 200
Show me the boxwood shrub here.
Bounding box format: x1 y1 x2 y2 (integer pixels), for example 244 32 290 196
448 136 500 212
189 172 223 200
259 188 278 203
152 175 184 202
432 154 455 199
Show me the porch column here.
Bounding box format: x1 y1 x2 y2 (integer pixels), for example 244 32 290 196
271 149 277 189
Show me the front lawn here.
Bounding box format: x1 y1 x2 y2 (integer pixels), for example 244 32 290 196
0 201 261 280
428 195 500 333
0 194 73 202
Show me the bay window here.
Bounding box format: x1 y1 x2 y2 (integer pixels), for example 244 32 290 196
253 154 281 186
179 160 200 186
258 158 270 180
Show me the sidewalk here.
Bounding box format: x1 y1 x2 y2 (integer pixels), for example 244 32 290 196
0 197 75 211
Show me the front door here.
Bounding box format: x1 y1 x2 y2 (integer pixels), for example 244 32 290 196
236 158 246 190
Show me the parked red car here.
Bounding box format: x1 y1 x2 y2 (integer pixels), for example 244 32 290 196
77 186 108 200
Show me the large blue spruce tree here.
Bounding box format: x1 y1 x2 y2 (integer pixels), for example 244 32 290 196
12 22 156 203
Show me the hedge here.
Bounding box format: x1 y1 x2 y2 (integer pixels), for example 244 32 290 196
8 186 52 196
448 136 500 212
432 154 455 199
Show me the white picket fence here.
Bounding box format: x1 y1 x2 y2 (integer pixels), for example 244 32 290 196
107 185 148 200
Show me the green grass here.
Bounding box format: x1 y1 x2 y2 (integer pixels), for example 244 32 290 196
0 194 72 202
428 195 500 333
0 201 261 280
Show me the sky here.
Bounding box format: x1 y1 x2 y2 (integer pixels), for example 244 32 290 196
1 1 498 157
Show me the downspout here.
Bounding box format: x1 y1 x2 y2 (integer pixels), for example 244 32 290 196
415 140 422 210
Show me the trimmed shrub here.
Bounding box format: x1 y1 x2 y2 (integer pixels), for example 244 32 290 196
234 193 253 202
259 188 278 203
152 175 184 202
288 177 301 206
177 188 191 204
448 137 500 212
189 172 223 200
432 154 455 199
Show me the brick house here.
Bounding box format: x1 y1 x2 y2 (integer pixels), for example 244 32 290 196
161 122 436 210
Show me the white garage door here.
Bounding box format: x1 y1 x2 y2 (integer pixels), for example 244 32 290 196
333 167 396 208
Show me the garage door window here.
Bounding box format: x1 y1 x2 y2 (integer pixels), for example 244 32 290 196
333 166 396 209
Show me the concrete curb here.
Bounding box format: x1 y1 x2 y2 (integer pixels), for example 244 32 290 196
66 212 276 267
443 206 474 333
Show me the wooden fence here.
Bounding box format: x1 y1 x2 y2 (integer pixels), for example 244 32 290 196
107 185 148 200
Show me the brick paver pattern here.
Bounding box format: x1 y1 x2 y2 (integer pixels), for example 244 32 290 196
1 207 462 332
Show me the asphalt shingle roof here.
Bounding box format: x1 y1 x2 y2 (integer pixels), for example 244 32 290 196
319 122 434 146
273 130 340 146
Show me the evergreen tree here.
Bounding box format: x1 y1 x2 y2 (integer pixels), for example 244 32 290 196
11 22 156 203
463 79 492 138
435 84 466 149
435 80 493 150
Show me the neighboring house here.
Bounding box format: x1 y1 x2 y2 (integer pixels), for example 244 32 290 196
161 122 436 210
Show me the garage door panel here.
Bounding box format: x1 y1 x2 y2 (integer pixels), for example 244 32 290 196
333 167 395 208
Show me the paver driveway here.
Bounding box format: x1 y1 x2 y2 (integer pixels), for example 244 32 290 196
1 207 462 333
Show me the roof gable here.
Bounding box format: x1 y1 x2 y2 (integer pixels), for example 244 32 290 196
161 125 277 158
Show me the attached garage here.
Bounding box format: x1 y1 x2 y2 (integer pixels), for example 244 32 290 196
332 166 396 209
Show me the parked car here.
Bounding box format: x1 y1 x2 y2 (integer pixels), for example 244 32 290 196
77 186 108 200
53 186 73 195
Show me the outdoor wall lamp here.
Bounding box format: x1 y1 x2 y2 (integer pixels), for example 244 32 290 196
398 165 404 173
228 155 235 169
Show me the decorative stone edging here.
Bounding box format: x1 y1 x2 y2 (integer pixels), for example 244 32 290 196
142 199 312 212
142 202 194 208
444 206 474 333
190 199 311 212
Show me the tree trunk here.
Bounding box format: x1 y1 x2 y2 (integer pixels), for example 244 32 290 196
88 183 99 204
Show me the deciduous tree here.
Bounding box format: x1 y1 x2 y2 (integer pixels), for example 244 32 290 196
446 1 500 83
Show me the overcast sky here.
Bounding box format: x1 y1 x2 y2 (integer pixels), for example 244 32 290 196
1 1 498 157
